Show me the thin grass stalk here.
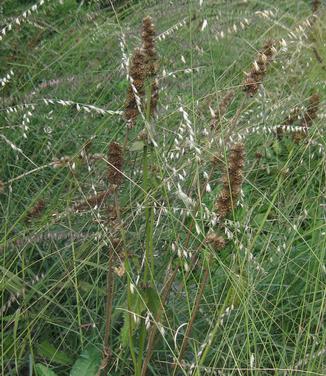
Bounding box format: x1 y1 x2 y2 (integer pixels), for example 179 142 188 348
141 163 217 375
195 171 284 373
172 256 212 375
141 267 179 376
101 242 114 375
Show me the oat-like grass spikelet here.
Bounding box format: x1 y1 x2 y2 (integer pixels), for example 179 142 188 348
215 143 245 219
243 40 276 97
277 107 300 138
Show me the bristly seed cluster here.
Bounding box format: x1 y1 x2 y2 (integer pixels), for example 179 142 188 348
108 142 124 187
211 91 234 129
243 40 276 96
215 143 245 219
124 49 147 128
142 16 159 116
205 233 225 251
312 0 321 13
26 199 45 221
124 16 159 128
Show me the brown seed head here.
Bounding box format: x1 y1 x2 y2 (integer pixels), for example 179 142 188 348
26 199 45 221
142 16 159 116
125 48 147 127
243 40 275 96
312 0 321 13
211 91 234 129
206 233 226 251
108 142 124 186
215 143 245 219
142 16 157 72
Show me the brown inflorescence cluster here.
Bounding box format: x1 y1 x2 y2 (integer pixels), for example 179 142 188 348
243 40 276 97
108 142 124 186
124 16 159 127
205 233 226 251
142 16 157 76
73 189 113 212
26 199 45 221
211 91 234 129
293 93 320 142
312 0 321 13
124 48 147 128
142 16 159 116
215 143 245 219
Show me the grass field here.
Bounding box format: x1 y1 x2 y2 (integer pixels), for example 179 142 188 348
0 0 325 375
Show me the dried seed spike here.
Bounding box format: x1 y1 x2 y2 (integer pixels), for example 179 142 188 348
108 142 124 186
312 0 321 13
142 15 157 80
243 40 275 96
124 48 147 127
142 16 159 116
26 199 45 221
211 91 235 129
215 143 245 219
205 233 226 251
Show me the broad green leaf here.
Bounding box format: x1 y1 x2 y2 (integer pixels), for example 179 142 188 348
143 287 160 316
129 141 144 152
79 281 106 296
35 364 59 376
37 341 73 366
0 266 23 293
70 345 101 376
272 141 282 155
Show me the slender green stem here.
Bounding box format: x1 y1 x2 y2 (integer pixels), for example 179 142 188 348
172 256 212 375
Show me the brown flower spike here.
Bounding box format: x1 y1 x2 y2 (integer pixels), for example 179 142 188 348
312 0 321 13
142 16 159 116
108 142 124 186
211 91 234 129
142 16 157 76
26 199 45 221
243 40 275 97
124 16 159 126
205 233 225 251
216 143 245 219
124 48 147 128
